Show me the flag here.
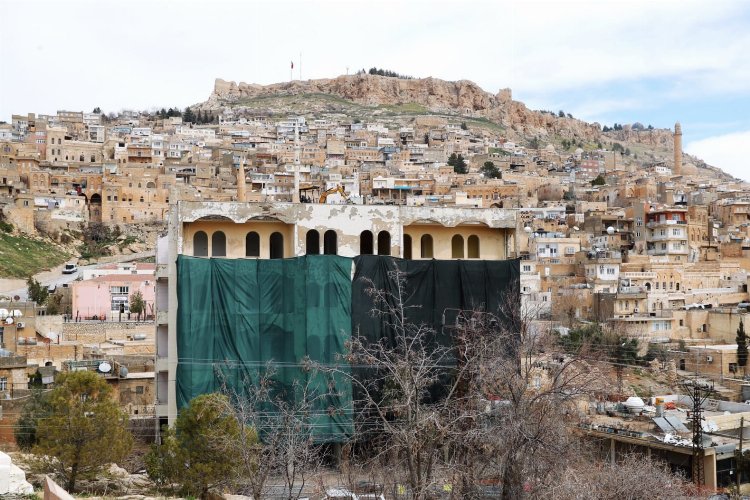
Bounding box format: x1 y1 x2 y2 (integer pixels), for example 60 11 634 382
291 61 294 69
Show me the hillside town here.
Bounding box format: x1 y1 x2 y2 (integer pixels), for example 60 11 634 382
3 74 750 497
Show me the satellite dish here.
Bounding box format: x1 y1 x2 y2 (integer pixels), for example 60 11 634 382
5 317 13 324
98 362 112 373
573 226 580 231
0 309 8 319
606 226 615 235
13 295 20 301
12 310 22 317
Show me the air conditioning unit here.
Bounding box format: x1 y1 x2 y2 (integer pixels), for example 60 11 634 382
706 355 713 363
16 322 25 329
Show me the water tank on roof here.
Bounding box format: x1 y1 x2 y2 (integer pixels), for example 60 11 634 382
119 366 129 378
132 334 147 341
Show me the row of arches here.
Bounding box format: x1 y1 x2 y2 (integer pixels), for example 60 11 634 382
194 231 285 259
306 230 338 255
193 230 482 260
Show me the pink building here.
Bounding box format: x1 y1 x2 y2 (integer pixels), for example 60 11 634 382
71 273 155 321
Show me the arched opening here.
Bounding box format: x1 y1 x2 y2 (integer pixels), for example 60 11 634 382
146 181 156 188
306 230 320 255
211 231 226 257
645 282 652 291
193 231 208 257
403 234 412 260
452 235 464 258
377 231 391 256
468 235 480 258
360 230 374 255
90 193 101 204
245 232 260 257
324 230 337 255
421 234 434 258
270 232 284 259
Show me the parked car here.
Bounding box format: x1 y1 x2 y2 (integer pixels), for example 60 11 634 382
62 263 78 274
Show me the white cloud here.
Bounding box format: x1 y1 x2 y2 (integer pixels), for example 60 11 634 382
686 130 750 181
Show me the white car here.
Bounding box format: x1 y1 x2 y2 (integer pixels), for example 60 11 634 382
62 263 78 274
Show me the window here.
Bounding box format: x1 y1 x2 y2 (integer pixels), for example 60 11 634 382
468 235 480 258
211 231 226 257
452 235 464 258
0 377 7 391
324 230 337 255
193 231 208 257
245 232 260 257
730 363 738 373
377 231 391 256
110 286 129 295
270 232 284 259
523 265 531 272
421 234 434 258
403 234 412 260
135 386 144 394
306 230 320 255
360 230 373 255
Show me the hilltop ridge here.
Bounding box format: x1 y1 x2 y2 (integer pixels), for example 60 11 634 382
199 73 733 181
203 74 606 141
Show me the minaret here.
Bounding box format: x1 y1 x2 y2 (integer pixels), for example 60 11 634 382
293 121 301 203
237 159 246 202
673 122 682 175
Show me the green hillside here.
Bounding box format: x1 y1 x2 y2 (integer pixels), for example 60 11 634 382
0 232 70 278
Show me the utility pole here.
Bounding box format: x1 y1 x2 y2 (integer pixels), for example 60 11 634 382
738 416 744 492
684 379 713 486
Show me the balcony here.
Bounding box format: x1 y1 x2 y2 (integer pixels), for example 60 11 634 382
646 220 686 229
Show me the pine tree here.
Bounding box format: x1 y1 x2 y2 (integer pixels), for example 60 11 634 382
737 319 748 369
34 371 133 492
183 107 195 123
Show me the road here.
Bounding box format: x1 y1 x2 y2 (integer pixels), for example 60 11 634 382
0 251 153 301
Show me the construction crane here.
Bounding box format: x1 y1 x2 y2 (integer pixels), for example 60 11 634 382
319 184 350 204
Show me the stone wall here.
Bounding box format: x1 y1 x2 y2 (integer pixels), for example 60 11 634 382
62 321 154 343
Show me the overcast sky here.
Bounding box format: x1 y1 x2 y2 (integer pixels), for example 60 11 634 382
1 0 749 180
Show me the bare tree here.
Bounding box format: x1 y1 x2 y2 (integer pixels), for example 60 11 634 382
217 363 325 500
543 453 701 499
325 269 602 499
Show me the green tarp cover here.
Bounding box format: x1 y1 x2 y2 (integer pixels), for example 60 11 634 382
351 256 521 346
176 255 354 442
176 254 519 442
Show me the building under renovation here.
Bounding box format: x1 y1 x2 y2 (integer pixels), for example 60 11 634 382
154 201 521 434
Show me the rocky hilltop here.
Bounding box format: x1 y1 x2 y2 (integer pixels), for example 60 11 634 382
200 73 734 180
204 74 608 141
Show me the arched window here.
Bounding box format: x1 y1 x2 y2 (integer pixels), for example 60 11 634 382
211 231 226 257
421 234 434 258
360 230 374 255
403 234 412 260
377 231 391 256
306 230 320 255
245 232 260 257
146 181 156 189
324 230 337 255
193 231 208 257
451 235 464 258
270 232 284 259
468 235 480 258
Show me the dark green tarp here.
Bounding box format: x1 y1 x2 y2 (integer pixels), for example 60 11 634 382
176 255 354 442
351 256 520 345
